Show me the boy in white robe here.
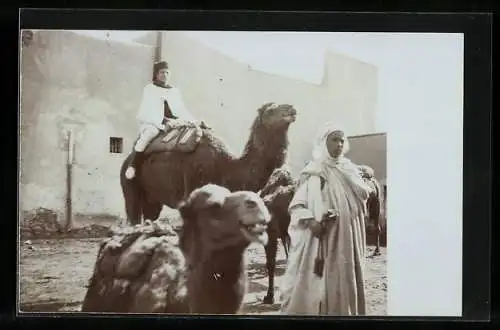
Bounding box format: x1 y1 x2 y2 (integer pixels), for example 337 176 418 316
125 60 198 180
279 122 374 316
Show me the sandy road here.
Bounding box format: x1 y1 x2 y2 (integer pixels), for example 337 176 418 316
19 238 387 315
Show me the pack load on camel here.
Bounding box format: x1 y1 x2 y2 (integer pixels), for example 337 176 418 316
120 102 297 226
81 184 271 314
126 118 206 180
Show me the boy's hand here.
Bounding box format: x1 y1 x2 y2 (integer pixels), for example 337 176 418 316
199 121 209 129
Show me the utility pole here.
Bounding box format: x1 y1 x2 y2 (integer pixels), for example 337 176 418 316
65 129 75 232
154 31 163 62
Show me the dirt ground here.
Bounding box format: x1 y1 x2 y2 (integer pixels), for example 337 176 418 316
18 236 387 316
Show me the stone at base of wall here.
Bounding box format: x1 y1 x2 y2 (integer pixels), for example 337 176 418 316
18 207 184 240
20 224 112 241
19 208 116 240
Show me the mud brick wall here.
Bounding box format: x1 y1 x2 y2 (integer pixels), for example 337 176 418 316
19 31 155 218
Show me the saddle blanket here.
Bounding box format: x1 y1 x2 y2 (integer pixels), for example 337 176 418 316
143 120 203 155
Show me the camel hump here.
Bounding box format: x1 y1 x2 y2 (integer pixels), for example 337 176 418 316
144 121 203 156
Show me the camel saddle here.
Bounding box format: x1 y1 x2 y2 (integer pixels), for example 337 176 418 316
143 121 203 155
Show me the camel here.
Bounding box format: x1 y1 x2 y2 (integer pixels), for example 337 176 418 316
259 164 383 304
81 184 271 314
258 166 295 304
120 102 297 226
358 165 384 256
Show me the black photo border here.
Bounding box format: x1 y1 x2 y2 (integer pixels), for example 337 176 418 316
10 8 492 328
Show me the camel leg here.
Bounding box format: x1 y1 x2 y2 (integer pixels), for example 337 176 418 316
280 233 291 259
369 182 382 257
122 180 143 226
263 232 278 304
374 223 382 255
142 199 163 223
372 219 382 256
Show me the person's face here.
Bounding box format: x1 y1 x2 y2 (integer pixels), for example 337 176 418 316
156 68 170 84
326 130 346 158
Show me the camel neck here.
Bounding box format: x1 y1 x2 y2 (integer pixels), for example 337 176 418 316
188 239 248 278
227 125 289 192
187 246 247 314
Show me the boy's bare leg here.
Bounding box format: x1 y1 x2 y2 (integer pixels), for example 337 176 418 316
125 126 160 180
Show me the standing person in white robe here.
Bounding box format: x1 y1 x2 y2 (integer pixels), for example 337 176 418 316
279 122 374 316
125 60 198 180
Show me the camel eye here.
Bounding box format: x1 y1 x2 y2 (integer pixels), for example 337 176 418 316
244 199 258 209
206 203 223 213
264 103 278 114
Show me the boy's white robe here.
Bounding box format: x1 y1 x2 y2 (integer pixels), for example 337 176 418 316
136 83 196 128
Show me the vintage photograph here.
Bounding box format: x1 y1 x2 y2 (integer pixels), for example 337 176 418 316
18 28 462 317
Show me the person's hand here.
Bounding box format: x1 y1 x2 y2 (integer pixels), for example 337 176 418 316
323 209 339 222
308 220 323 238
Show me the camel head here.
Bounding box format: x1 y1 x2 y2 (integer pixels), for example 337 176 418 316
257 102 297 129
259 165 296 198
357 164 375 180
178 184 271 263
262 184 296 214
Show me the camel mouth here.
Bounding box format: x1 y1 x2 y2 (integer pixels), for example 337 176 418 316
240 222 268 245
282 114 297 123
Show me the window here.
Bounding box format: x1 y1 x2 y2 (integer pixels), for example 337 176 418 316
109 137 123 154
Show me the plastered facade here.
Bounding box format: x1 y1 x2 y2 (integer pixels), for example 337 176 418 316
19 30 380 219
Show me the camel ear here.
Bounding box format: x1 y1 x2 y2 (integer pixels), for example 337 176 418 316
178 184 230 221
358 164 375 179
258 102 275 116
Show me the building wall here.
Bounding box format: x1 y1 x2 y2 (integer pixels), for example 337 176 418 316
346 133 387 183
155 31 379 176
19 30 380 220
19 30 155 218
